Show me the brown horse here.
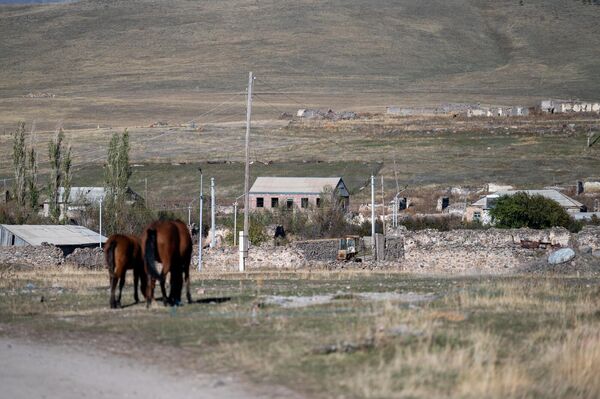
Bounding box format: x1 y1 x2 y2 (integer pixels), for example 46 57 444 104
172 219 193 304
141 219 193 307
104 234 146 309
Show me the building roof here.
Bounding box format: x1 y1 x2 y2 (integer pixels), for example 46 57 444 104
58 187 106 203
472 189 583 209
250 177 349 196
0 224 106 246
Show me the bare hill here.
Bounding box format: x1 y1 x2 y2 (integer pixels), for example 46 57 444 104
1 0 599 126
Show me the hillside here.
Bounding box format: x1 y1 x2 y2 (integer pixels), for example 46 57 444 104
1 0 599 128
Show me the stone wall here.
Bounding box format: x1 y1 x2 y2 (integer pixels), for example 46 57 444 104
293 239 339 261
396 228 574 274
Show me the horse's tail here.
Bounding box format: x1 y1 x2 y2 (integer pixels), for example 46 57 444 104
144 229 162 280
106 238 117 277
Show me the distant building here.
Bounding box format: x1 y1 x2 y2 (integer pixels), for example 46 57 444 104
539 99 600 114
249 177 350 210
465 189 585 224
42 186 143 220
0 224 106 255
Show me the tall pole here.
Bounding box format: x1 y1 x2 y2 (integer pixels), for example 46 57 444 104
99 197 103 248
198 169 203 271
371 175 375 254
233 202 238 246
144 177 148 206
240 71 253 272
188 205 191 227
210 177 216 248
381 175 385 235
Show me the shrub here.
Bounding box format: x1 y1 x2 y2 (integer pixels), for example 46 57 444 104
489 193 577 231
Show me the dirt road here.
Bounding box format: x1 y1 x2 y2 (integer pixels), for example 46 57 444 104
0 338 299 399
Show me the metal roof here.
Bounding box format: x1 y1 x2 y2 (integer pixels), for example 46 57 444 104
58 187 106 203
472 189 583 209
0 224 107 246
249 177 348 196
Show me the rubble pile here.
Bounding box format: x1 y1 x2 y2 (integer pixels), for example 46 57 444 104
65 247 105 269
0 244 64 267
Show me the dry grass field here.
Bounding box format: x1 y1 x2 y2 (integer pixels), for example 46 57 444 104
1 115 598 205
1 0 599 129
2 265 600 398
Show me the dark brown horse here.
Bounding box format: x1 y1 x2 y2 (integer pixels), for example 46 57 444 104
141 219 193 307
104 234 146 309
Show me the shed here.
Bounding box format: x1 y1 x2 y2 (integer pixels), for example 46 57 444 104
0 224 106 255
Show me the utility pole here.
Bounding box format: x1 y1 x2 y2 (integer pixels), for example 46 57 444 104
240 71 253 272
188 205 191 227
371 175 375 255
381 175 385 235
144 177 148 206
233 201 238 246
99 197 103 248
210 177 216 248
198 168 203 271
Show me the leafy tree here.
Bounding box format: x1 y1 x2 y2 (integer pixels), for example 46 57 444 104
26 142 39 211
104 130 132 234
12 122 26 207
47 129 72 223
489 193 573 229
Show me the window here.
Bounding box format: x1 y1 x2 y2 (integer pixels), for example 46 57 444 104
473 211 481 222
316 198 321 208
256 197 264 208
271 197 279 208
286 199 294 209
301 198 309 208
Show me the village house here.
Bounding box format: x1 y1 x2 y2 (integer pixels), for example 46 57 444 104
42 186 142 220
0 224 106 255
248 177 350 211
465 189 585 225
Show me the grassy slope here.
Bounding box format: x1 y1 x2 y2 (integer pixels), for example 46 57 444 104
2 268 600 398
0 0 599 128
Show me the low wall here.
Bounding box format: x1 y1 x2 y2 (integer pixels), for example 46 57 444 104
396 228 576 274
293 239 339 262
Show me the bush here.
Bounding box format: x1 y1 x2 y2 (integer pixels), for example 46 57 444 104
489 193 579 231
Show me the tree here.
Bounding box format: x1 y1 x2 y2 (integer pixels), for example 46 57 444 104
12 122 26 207
489 193 573 229
26 141 39 211
104 130 132 234
47 129 72 223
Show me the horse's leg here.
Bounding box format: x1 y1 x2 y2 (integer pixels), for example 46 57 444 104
133 268 140 303
184 266 192 304
146 275 155 308
160 273 168 306
109 275 118 309
170 268 183 306
115 275 125 308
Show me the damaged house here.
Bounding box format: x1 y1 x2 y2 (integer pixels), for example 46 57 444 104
465 189 585 225
249 177 350 211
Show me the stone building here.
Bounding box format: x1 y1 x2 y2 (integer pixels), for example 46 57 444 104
248 177 349 211
465 189 585 225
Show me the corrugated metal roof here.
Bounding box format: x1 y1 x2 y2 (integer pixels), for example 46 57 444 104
57 187 106 203
250 177 347 195
472 190 583 209
0 224 107 246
